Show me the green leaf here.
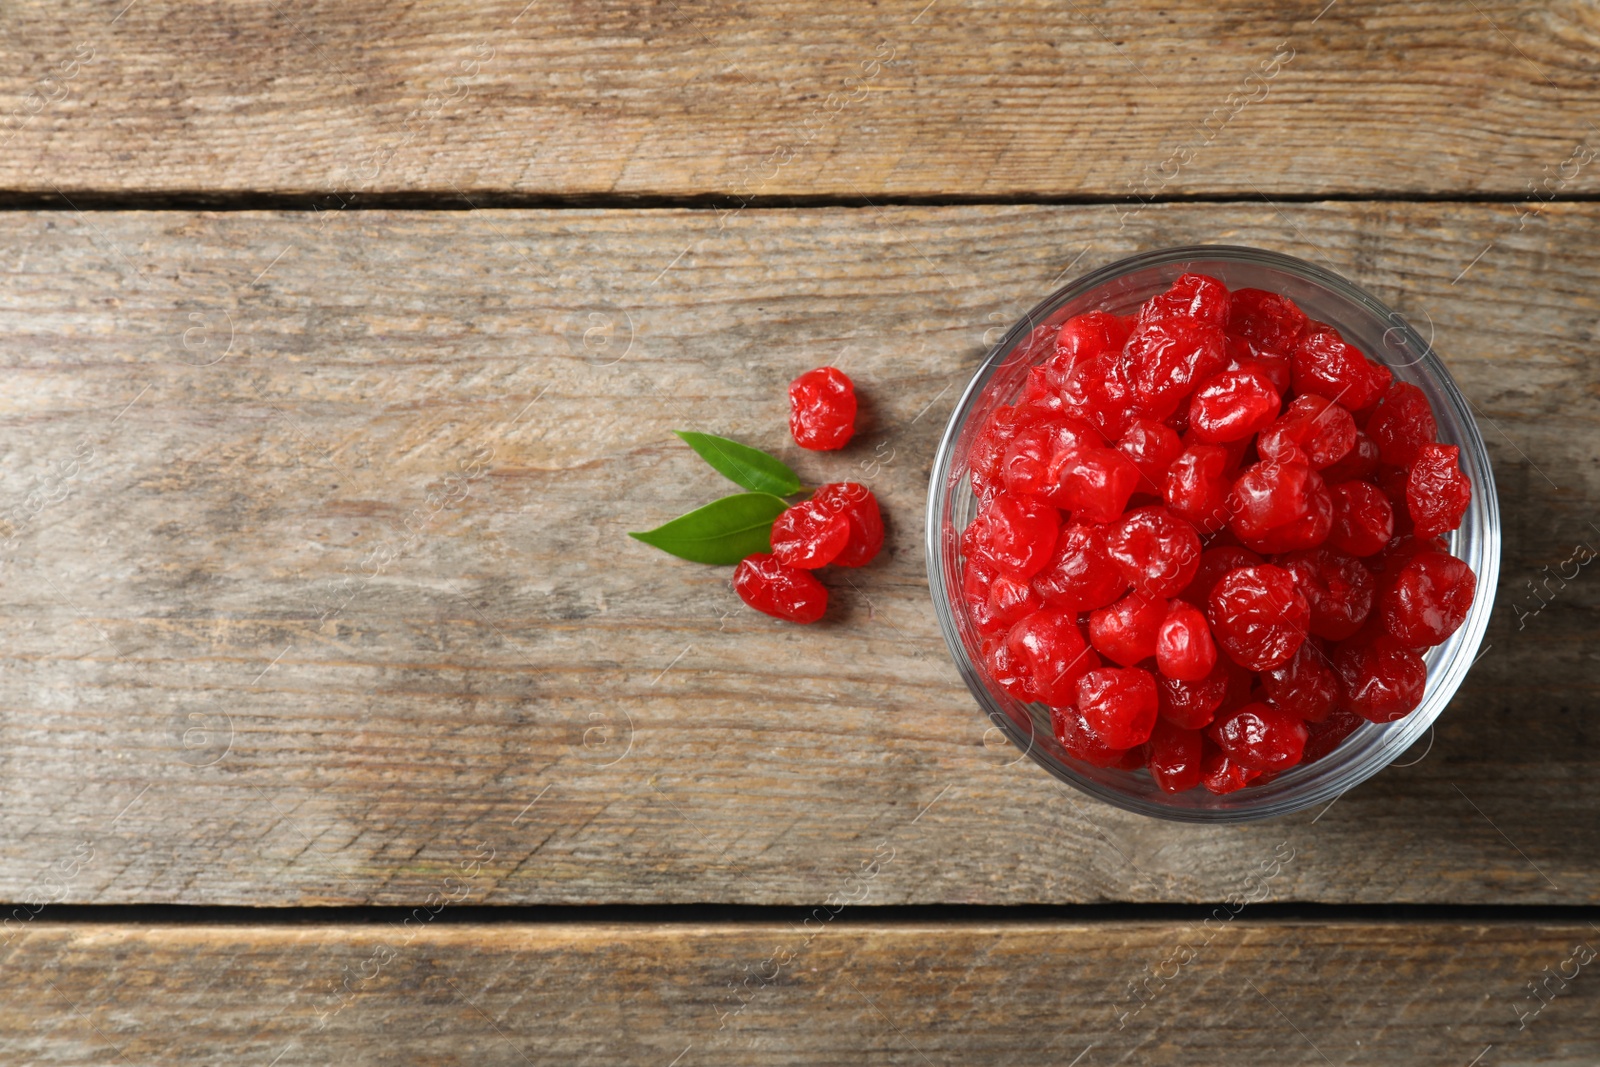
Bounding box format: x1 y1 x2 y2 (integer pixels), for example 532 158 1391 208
628 492 789 565
675 431 802 496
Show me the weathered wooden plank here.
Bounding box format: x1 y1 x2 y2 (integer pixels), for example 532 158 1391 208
4 1 1600 200
1 921 1595 1065
0 202 1595 906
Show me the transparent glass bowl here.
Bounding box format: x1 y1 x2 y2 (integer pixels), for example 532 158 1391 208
926 246 1500 821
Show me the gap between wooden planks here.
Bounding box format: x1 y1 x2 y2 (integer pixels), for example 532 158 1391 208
0 201 1592 907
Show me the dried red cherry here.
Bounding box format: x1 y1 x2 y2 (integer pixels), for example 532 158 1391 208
1105 505 1202 599
1227 288 1308 355
1002 417 1104 501
1089 591 1168 667
1188 364 1282 444
1200 741 1260 795
813 482 884 567
1380 549 1476 647
1056 447 1141 524
1407 443 1471 539
1291 327 1391 412
734 553 828 623
1156 600 1218 682
1120 319 1228 421
968 494 1058 578
1050 310 1132 385
1365 381 1437 467
1031 521 1128 611
1140 273 1231 328
1053 704 1129 768
1332 631 1427 723
1077 667 1160 749
1007 608 1101 706
1260 641 1338 723
788 366 857 450
1148 719 1204 794
771 500 850 569
1208 702 1308 772
1257 393 1357 469
1165 445 1234 535
984 633 1041 703
1278 547 1376 642
1156 656 1230 730
1117 418 1184 495
1208 564 1310 671
1061 353 1136 439
1327 480 1394 558
1229 460 1334 554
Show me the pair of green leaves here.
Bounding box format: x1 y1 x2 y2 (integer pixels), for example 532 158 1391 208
628 432 803 564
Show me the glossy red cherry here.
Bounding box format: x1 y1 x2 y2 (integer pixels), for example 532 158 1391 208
1140 273 1231 328
1365 381 1437 467
1380 549 1476 647
1148 719 1204 793
1187 364 1282 444
1227 288 1309 356
1049 310 1132 387
968 494 1059 578
1277 547 1376 642
770 500 850 569
1053 704 1130 768
1164 445 1234 535
1332 630 1427 723
788 366 857 450
1056 447 1141 524
1327 480 1394 557
1088 591 1168 667
1156 656 1230 730
1105 506 1202 599
813 482 883 567
1208 702 1308 772
1076 667 1160 749
1007 608 1101 706
1155 601 1218 682
734 553 828 623
1208 564 1310 670
1229 459 1334 553
984 632 1041 703
1061 353 1136 439
1031 521 1128 611
1407 443 1471 539
1120 318 1228 421
1261 641 1339 722
1002 417 1104 501
1117 418 1184 495
970 405 1031 499
1200 741 1260 795
1257 393 1357 469
1290 327 1391 412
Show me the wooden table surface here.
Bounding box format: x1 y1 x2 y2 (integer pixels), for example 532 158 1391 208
2 2 1598 1064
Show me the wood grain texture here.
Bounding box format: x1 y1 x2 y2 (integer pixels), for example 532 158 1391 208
2 921 1597 1065
0 201 1596 906
4 0 1600 200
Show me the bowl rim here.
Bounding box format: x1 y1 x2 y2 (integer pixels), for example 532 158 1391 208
924 244 1500 822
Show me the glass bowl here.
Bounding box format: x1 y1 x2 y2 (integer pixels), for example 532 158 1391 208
926 246 1500 821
